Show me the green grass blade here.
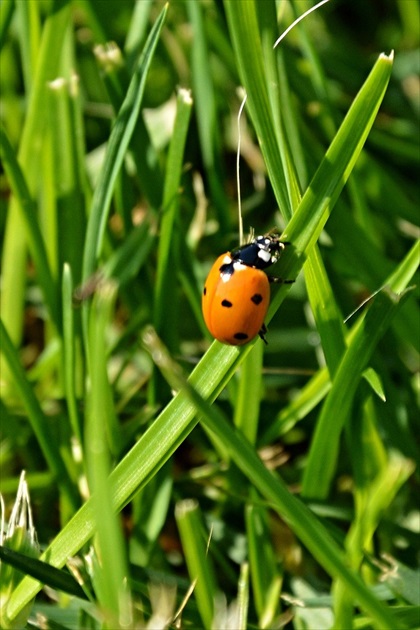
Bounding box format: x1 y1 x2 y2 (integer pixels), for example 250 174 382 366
154 88 193 350
333 457 415 627
61 264 82 446
305 245 347 375
187 1 230 232
0 546 87 601
81 3 167 284
234 342 264 444
175 499 217 629
236 563 250 630
246 501 280 623
85 282 130 625
0 128 59 330
275 52 394 259
223 0 291 217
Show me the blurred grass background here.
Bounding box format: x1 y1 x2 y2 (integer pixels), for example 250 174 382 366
0 0 419 628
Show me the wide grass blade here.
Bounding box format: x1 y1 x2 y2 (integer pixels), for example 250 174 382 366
0 128 59 330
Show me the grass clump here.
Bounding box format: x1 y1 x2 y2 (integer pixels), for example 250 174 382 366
1 1 418 628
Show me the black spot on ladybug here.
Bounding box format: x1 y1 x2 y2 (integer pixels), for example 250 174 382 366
251 293 263 305
203 287 207 296
221 299 233 308
233 332 249 341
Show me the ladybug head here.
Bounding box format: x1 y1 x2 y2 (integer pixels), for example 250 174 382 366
232 233 286 270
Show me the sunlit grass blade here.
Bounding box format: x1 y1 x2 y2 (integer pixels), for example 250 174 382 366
273 52 394 261
85 282 131 626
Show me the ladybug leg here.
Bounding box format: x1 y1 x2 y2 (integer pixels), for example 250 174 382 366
269 276 295 284
258 323 268 345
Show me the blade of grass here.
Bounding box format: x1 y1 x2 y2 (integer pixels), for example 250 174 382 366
237 563 250 630
81 3 167 285
246 499 280 624
62 264 82 446
0 546 87 601
154 87 193 351
175 499 217 629
15 0 41 93
0 128 59 330
85 281 130 625
233 341 264 445
223 0 292 218
48 71 87 288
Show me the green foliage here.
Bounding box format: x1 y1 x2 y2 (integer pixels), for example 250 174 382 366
1 1 418 628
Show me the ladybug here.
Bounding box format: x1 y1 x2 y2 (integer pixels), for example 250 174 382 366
202 233 292 345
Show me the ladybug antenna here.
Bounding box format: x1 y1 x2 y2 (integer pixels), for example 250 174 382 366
236 89 247 246
273 0 330 49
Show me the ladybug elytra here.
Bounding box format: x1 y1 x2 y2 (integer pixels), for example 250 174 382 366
202 233 291 345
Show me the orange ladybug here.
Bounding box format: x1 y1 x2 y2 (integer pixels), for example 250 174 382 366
202 233 291 345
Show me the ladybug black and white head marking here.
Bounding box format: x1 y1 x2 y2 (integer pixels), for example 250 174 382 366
231 234 286 270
